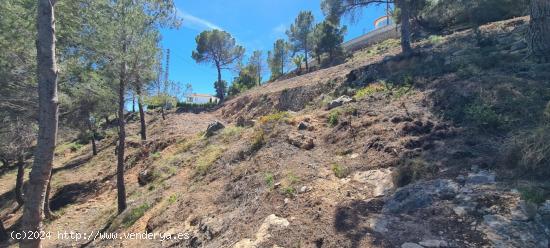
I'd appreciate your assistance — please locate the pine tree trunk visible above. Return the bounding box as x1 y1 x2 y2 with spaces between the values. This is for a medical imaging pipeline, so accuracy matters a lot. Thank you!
15 158 25 206
397 0 413 55
216 63 224 101
136 84 146 141
528 0 550 61
21 0 58 247
91 132 97 156
131 94 135 112
304 40 309 72
43 175 54 220
117 42 128 214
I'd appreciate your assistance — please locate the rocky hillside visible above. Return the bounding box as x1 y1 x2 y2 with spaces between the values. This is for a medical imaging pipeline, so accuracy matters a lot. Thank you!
1 16 549 248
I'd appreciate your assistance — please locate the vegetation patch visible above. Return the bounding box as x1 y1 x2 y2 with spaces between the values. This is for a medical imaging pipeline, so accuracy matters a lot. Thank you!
354 83 387 100
504 126 550 178
259 111 291 125
220 126 244 142
195 145 224 175
250 129 266 152
332 163 349 178
392 158 438 187
518 186 547 205
328 110 340 127
279 172 300 197
121 203 151 228
264 172 274 189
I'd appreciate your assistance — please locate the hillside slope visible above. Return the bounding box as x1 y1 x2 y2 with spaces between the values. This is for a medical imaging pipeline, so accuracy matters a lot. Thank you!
1 16 549 248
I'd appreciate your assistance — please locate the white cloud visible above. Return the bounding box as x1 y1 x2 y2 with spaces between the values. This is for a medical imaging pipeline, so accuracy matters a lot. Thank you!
176 8 222 31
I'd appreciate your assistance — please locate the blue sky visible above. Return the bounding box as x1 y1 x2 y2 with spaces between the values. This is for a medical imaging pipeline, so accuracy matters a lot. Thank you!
160 0 387 97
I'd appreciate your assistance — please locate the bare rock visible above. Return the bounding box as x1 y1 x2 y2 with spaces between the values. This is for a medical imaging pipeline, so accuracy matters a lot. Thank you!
465 170 495 185
233 214 290 248
419 239 448 247
204 121 225 137
138 169 155 186
287 132 314 150
326 95 354 110
401 243 423 248
352 168 394 197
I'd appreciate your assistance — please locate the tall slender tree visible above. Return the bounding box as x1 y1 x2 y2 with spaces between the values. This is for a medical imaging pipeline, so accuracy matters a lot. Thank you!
20 0 59 247
192 29 245 101
286 11 315 71
268 39 292 80
249 50 264 86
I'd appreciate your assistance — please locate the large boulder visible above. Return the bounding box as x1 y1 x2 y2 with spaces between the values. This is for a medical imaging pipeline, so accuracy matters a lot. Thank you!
204 121 225 137
352 168 394 197
383 179 459 214
326 95 354 110
287 132 315 150
138 169 155 186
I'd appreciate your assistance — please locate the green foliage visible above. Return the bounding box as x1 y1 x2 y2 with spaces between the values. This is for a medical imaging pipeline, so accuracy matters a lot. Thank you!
505 126 550 178
250 129 266 152
328 110 340 127
464 102 506 130
286 11 315 69
268 39 292 80
331 163 348 178
151 152 161 159
519 186 546 205
312 20 347 66
393 158 438 187
214 80 228 101
122 203 151 228
280 173 300 197
176 101 218 110
264 173 275 189
168 194 178 204
259 111 291 124
192 29 245 100
195 145 224 176
293 54 305 70
229 66 257 97
145 94 178 110
354 83 387 100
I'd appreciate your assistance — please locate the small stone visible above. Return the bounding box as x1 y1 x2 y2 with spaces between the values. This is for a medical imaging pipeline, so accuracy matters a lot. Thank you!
284 198 290 204
401 242 423 248
453 206 467 217
299 186 308 193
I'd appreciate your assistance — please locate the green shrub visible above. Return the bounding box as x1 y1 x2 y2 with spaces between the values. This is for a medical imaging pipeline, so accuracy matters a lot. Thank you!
69 143 83 152
392 158 438 187
505 126 550 177
168 194 177 204
259 111 290 124
122 203 151 228
464 102 506 130
151 152 161 159
264 173 274 189
328 110 340 127
332 163 349 178
354 83 387 100
250 129 265 152
519 186 546 205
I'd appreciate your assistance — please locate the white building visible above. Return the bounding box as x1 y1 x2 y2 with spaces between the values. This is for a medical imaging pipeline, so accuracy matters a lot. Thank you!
185 93 219 104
